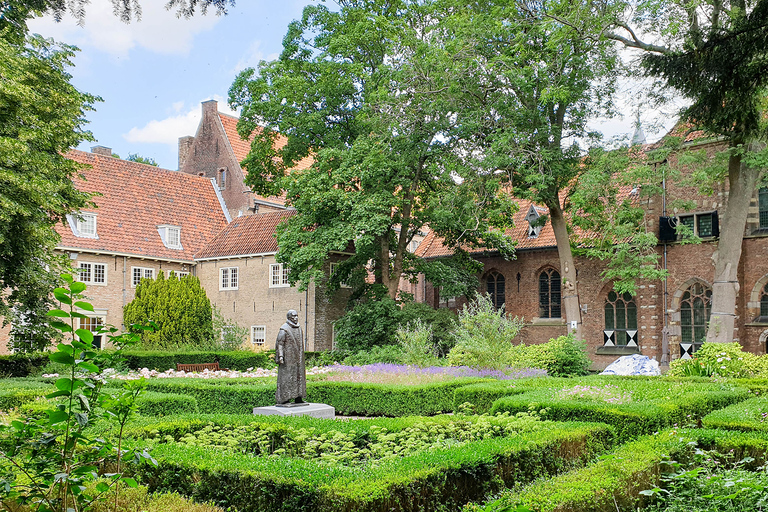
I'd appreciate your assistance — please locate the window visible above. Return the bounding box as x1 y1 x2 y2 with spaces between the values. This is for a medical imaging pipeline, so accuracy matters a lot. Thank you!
220 267 238 290
217 168 227 190
68 212 98 238
167 270 190 279
77 262 106 285
270 263 289 288
131 267 155 287
486 272 505 310
251 325 266 346
760 188 768 229
78 315 105 349
439 293 456 308
680 282 712 355
676 212 718 238
603 291 638 346
759 282 768 322
329 262 350 288
539 268 561 318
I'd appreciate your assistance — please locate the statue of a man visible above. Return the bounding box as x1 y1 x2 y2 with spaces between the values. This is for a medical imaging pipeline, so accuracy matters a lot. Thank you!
275 309 307 405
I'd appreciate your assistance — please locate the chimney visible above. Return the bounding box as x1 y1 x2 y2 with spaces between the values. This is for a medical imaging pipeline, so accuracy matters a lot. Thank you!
91 145 112 157
202 99 218 117
178 136 195 171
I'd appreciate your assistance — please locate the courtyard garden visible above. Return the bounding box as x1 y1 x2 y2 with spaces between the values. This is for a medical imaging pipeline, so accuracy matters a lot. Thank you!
3 281 768 512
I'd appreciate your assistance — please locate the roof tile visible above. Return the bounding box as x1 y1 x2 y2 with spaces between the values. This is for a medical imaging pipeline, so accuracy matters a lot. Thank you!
195 210 296 259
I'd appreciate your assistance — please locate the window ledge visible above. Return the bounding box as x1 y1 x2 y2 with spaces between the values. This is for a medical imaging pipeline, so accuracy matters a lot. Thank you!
529 318 565 326
595 346 641 356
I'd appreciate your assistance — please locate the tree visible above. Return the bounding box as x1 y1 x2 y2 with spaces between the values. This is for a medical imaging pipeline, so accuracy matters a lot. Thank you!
126 153 159 166
594 0 768 344
229 0 516 301
447 0 620 339
123 272 213 349
0 32 97 348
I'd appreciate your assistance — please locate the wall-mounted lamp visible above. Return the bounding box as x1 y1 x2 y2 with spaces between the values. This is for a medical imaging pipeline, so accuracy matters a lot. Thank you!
69 252 78 260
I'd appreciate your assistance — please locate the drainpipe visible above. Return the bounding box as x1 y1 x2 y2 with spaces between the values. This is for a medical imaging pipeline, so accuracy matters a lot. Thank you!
122 256 127 330
661 166 670 364
305 287 309 351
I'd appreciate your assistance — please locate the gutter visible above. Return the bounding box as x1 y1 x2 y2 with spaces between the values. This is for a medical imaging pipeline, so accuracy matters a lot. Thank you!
57 246 194 265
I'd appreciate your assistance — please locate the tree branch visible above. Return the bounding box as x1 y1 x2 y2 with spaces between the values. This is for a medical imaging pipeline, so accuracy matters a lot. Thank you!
604 23 673 54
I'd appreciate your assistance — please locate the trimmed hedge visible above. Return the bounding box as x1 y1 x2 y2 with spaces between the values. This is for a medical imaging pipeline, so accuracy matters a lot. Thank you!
134 419 614 512
702 395 768 432
481 428 768 512
121 350 274 371
141 378 487 416
134 391 199 416
452 378 556 414
0 353 49 377
0 380 50 410
489 377 750 437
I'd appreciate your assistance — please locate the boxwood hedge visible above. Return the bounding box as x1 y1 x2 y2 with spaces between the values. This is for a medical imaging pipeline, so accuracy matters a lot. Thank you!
702 395 768 432
121 350 274 371
489 377 750 437
133 418 614 512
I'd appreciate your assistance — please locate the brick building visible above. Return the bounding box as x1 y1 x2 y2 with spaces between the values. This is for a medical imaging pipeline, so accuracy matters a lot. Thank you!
417 135 768 368
45 147 229 350
194 211 352 351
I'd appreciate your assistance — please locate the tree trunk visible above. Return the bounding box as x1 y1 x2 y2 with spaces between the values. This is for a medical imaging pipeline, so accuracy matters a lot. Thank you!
705 144 762 344
548 199 583 340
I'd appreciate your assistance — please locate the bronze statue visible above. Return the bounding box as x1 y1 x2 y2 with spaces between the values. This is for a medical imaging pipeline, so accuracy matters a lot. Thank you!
275 309 307 405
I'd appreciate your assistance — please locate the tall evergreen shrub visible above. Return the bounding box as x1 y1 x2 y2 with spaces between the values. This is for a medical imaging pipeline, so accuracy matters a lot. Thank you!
123 273 213 349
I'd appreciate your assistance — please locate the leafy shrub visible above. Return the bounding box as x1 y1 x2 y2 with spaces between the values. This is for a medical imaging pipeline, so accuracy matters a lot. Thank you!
338 345 403 366
134 391 199 416
668 342 758 378
448 294 524 370
519 334 591 377
85 484 224 512
333 296 401 352
121 350 274 371
395 319 441 367
0 353 50 377
211 305 249 351
702 395 768 432
398 301 457 356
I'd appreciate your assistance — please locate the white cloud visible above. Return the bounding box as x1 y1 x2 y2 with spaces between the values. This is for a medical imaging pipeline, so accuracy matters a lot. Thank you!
27 2 220 58
123 95 239 146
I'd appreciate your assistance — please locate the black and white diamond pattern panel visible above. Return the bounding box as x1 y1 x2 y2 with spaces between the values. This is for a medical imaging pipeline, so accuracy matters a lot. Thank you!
603 330 615 346
680 343 694 359
626 330 638 347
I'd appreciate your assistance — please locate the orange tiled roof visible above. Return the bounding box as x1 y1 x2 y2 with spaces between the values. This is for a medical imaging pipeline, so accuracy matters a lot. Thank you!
195 210 296 259
417 187 634 259
57 150 228 262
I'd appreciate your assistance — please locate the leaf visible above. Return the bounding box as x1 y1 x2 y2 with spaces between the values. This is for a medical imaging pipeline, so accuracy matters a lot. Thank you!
47 309 70 318
74 301 94 311
121 477 139 488
48 410 69 424
46 390 69 399
49 352 74 365
53 288 72 304
49 321 73 333
70 281 87 294
75 328 94 343
74 412 89 428
77 361 99 373
77 393 91 412
55 378 74 392
95 482 110 493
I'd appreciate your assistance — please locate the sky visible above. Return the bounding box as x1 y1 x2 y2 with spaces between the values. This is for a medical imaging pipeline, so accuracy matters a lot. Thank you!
27 1 680 171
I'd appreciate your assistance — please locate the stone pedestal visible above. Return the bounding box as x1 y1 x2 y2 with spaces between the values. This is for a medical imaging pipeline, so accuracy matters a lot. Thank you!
253 403 335 419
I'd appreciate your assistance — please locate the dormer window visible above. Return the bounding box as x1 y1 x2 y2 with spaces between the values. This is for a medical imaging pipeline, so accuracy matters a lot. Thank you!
217 168 227 190
525 204 545 238
67 212 98 239
157 225 182 250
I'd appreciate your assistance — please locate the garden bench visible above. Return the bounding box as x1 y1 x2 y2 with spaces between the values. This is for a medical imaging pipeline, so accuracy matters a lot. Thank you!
175 362 222 372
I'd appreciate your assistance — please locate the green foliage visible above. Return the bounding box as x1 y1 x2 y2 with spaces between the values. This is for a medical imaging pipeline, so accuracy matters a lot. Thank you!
333 297 401 352
121 349 274 372
229 0 516 300
489 377 750 438
85 484 225 512
395 319 441 368
338 345 404 366
668 343 759 378
0 275 154 512
448 295 524 370
211 305 249 351
0 353 49 377
398 301 458 357
134 418 612 512
0 32 98 345
702 396 768 432
518 335 591 378
125 153 158 166
123 272 214 350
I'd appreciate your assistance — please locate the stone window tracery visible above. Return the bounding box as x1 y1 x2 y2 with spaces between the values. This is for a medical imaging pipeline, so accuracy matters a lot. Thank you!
603 291 638 347
486 271 505 311
680 282 711 358
538 268 561 318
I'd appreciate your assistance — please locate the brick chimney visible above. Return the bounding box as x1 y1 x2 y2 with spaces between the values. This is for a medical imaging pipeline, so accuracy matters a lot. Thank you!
91 145 112 157
202 99 218 117
178 136 195 171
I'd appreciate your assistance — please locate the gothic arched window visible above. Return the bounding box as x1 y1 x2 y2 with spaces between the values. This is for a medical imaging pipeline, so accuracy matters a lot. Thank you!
487 272 505 310
604 291 638 346
760 282 768 321
538 268 561 318
680 282 711 353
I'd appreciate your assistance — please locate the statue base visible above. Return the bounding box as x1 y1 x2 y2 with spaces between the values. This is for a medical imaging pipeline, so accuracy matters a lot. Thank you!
253 403 335 419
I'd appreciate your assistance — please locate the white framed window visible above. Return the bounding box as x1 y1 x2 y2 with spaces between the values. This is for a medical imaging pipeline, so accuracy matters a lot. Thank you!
329 262 351 288
67 212 98 239
251 325 266 346
77 313 107 349
157 225 182 250
167 270 190 279
131 267 155 287
76 262 107 285
220 267 239 290
675 212 718 238
270 263 290 288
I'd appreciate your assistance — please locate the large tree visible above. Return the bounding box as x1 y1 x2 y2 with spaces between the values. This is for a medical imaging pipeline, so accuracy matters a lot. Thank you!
591 0 768 344
446 0 620 339
229 0 516 301
0 32 97 349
